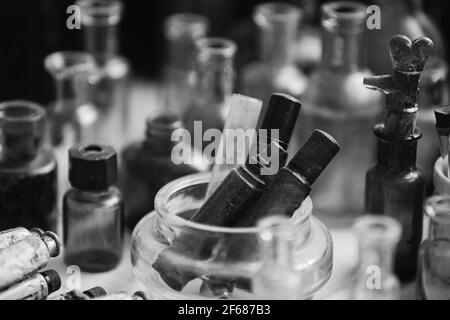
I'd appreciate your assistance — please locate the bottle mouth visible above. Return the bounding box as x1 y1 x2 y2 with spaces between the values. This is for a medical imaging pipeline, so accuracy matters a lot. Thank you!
0 101 44 123
322 1 367 33
254 2 302 25
353 215 402 245
154 173 313 235
425 195 450 225
77 0 123 25
45 51 97 80
165 13 209 40
196 37 237 61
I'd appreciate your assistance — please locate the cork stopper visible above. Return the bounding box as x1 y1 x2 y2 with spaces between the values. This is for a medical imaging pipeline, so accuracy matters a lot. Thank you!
84 286 107 298
41 270 62 294
435 105 450 130
364 35 434 138
288 130 340 185
69 143 117 191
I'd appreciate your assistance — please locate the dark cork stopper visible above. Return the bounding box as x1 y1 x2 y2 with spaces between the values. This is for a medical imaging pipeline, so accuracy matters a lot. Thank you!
69 143 117 191
41 270 62 294
260 93 302 148
84 286 107 298
364 35 434 138
288 130 340 185
435 105 450 129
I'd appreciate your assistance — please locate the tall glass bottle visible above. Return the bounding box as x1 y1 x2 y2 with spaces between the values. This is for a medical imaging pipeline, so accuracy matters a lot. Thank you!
296 2 383 226
163 13 209 116
45 51 99 214
0 101 57 231
351 215 402 300
417 196 450 300
367 0 449 190
77 0 130 151
182 37 236 149
242 2 308 111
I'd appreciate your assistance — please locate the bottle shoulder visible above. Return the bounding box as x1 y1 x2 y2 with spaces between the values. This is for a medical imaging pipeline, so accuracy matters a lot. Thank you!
64 187 123 208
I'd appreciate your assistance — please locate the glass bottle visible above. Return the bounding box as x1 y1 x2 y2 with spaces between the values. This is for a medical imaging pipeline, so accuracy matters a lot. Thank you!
252 216 304 300
368 0 449 192
120 114 208 230
182 37 237 150
417 196 450 300
45 51 100 216
293 0 322 75
351 215 402 300
77 0 130 151
63 143 123 272
163 13 209 116
295 2 383 226
0 270 61 300
0 101 58 231
241 2 308 111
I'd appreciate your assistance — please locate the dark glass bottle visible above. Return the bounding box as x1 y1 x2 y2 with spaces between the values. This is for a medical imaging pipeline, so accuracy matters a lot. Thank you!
367 0 449 190
63 143 123 272
364 35 433 282
120 114 208 230
0 101 57 231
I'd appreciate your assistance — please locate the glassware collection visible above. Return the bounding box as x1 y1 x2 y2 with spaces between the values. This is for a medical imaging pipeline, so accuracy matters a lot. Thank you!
0 0 449 301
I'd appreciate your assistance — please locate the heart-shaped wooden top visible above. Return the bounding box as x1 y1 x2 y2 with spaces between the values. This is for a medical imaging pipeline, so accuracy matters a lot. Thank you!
389 35 434 73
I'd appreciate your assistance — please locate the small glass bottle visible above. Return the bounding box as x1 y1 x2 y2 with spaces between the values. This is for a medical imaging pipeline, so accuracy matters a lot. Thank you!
417 196 450 300
77 0 130 150
0 270 61 300
295 2 383 225
0 227 43 250
183 37 237 149
45 51 100 217
0 101 58 231
351 215 402 300
120 114 208 230
163 13 209 116
63 143 123 272
252 216 304 300
242 2 308 110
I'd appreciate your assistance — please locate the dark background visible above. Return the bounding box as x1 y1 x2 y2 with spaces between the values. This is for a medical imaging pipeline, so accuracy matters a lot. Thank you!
0 0 448 105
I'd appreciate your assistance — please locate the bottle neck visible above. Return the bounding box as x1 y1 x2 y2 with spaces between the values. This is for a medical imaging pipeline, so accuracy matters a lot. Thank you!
430 219 450 240
194 38 236 107
425 197 450 241
375 125 420 170
165 13 209 70
79 0 123 66
144 115 184 156
321 2 367 73
254 3 301 67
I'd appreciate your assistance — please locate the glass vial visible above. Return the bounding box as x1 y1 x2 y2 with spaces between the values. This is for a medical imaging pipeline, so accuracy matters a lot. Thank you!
417 196 450 300
0 270 61 300
45 51 100 217
77 0 130 151
163 13 209 116
0 101 57 231
63 143 123 272
241 2 308 111
252 216 304 300
351 215 402 300
295 2 383 226
120 114 208 230
183 37 237 149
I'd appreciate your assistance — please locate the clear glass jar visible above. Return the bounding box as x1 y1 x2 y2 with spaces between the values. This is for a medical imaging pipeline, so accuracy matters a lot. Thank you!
131 173 332 300
417 196 450 300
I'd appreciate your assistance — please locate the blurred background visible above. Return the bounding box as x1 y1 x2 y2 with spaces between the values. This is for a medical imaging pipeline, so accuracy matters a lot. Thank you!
0 0 448 105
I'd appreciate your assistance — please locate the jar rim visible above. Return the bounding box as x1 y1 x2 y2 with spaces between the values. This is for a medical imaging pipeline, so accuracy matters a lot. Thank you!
154 172 313 235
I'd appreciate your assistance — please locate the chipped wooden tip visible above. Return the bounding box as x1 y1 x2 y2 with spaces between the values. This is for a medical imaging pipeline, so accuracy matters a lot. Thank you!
389 35 434 73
